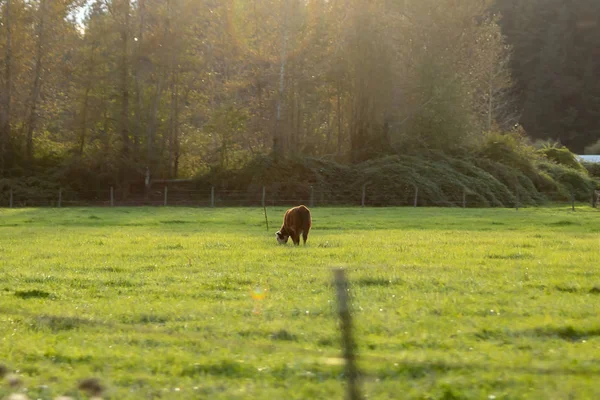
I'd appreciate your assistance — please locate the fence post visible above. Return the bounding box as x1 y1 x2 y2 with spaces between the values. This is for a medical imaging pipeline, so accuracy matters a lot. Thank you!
58 188 62 208
262 186 266 208
310 186 314 208
413 186 418 207
462 187 466 208
263 205 269 231
110 186 114 207
515 190 519 211
571 192 575 212
211 187 215 208
9 188 13 208
333 268 362 400
593 189 598 208
164 186 168 207
361 184 366 207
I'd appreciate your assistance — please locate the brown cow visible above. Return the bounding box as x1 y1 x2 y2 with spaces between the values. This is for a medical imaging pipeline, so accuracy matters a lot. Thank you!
276 205 312 246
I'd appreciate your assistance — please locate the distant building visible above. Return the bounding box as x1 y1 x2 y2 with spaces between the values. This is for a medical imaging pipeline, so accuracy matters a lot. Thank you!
578 155 600 163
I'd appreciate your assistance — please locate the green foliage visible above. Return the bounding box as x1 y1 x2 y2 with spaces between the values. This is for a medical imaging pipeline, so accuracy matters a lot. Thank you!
191 134 596 207
537 144 587 173
0 177 60 206
537 160 597 200
476 132 538 173
1 207 600 399
494 0 600 153
584 139 600 155
582 162 600 182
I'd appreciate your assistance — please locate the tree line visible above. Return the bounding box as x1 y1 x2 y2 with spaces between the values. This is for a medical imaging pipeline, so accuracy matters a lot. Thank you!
494 0 600 154
0 0 597 193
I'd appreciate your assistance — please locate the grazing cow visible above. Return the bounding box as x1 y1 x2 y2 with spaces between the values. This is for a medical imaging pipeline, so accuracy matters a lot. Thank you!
276 205 312 246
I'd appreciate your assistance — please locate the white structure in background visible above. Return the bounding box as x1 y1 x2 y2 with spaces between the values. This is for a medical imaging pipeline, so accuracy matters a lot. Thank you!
577 155 600 163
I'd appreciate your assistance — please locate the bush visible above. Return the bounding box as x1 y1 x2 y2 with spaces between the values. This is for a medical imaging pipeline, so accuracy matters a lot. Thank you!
537 160 596 200
190 136 594 207
5 131 596 207
582 162 600 182
538 144 587 173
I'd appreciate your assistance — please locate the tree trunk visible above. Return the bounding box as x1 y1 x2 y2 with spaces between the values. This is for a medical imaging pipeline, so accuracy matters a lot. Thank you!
133 0 144 154
337 87 343 155
273 0 289 160
168 68 181 178
25 0 47 162
173 71 180 178
120 0 131 177
487 66 493 131
1 0 12 172
145 76 165 189
79 87 90 156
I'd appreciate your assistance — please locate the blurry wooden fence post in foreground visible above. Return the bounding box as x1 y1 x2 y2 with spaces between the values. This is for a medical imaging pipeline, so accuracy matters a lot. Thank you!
333 268 363 400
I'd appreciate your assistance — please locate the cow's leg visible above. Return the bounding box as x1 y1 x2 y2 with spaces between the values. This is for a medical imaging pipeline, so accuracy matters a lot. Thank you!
302 231 308 245
292 233 300 246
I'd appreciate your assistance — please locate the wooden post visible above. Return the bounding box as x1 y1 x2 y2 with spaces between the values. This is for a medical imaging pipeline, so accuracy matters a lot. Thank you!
413 186 418 207
110 186 114 207
211 187 215 208
462 187 466 208
58 188 62 208
310 186 314 208
333 269 362 400
9 188 13 208
515 190 519 211
361 184 366 207
263 205 269 231
164 186 168 207
262 186 266 208
571 192 575 212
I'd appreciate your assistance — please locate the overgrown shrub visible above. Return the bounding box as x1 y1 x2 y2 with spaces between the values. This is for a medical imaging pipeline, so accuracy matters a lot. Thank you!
537 160 596 200
190 134 596 207
538 144 587 173
582 162 600 182
4 132 597 207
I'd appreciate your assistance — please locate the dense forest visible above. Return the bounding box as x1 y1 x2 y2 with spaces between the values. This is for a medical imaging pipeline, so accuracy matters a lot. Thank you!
0 0 598 204
494 0 600 153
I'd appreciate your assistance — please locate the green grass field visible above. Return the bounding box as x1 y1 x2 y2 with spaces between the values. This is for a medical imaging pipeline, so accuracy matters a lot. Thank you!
0 206 599 399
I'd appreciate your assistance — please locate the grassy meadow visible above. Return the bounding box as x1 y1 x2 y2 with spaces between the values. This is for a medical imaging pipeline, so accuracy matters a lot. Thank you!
0 206 599 399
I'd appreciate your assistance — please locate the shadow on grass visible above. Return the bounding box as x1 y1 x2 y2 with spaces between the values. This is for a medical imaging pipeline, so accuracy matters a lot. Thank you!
14 289 53 299
355 277 404 287
33 315 96 332
476 325 600 342
376 359 600 380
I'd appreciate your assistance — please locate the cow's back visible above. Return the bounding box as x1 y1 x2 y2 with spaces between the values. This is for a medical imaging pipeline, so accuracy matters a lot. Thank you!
285 205 311 232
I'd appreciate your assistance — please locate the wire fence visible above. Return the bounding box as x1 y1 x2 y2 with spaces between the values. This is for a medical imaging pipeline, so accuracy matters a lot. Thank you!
1 184 598 209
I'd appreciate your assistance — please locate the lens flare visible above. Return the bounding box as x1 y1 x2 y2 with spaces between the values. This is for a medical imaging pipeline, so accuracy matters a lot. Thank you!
251 285 268 314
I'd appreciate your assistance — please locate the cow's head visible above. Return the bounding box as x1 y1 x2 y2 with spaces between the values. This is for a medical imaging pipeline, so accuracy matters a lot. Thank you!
276 231 289 244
